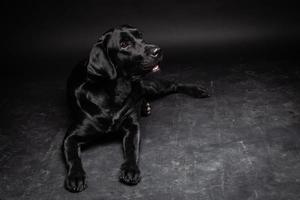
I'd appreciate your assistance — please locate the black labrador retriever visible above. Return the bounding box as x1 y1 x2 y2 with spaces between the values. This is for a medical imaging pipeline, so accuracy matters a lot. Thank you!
63 25 209 192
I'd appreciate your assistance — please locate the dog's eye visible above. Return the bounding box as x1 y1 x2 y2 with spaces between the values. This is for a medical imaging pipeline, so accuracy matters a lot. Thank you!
120 41 131 48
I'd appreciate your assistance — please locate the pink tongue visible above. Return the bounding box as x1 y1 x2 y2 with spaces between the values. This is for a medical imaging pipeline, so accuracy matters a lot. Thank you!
152 65 160 72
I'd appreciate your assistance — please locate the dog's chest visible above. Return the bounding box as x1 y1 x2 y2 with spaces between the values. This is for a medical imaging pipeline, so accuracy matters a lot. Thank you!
87 79 142 132
82 79 142 132
114 78 132 105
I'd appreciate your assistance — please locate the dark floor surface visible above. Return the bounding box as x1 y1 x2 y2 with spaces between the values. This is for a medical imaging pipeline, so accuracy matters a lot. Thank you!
0 59 300 200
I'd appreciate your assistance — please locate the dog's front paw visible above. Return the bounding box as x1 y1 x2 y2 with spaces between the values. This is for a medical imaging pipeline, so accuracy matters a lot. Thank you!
65 168 87 193
119 162 141 185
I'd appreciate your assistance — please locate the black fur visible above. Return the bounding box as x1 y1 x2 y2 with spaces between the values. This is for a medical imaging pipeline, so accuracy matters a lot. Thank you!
63 25 209 192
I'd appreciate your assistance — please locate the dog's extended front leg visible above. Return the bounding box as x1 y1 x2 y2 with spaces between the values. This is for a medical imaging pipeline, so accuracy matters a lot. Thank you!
119 114 141 185
63 124 88 193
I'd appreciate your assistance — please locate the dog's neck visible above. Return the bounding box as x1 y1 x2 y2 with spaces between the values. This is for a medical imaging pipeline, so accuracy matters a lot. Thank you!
86 74 142 103
113 77 131 103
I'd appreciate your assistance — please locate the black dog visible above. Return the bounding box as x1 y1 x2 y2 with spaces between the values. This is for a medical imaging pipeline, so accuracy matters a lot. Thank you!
63 25 209 192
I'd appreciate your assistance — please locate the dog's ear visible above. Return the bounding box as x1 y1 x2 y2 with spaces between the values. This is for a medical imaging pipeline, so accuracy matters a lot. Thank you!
87 34 117 80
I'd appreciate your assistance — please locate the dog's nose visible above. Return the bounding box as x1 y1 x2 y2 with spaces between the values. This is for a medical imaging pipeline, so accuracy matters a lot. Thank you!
151 47 161 57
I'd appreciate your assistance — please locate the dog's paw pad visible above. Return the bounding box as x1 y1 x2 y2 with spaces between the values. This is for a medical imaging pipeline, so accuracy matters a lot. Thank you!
65 170 87 193
119 163 141 185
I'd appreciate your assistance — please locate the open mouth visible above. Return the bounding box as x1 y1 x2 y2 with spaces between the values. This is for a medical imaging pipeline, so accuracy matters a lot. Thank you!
143 63 160 73
152 64 160 72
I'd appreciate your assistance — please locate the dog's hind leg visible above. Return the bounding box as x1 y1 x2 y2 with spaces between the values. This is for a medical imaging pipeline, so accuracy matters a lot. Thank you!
141 78 210 100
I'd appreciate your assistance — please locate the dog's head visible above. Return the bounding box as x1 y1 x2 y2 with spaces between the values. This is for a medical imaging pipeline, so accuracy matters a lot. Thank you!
87 25 163 80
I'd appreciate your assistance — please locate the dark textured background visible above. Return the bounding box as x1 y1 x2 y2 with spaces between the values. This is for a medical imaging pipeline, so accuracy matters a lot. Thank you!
1 1 300 200
2 0 300 79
